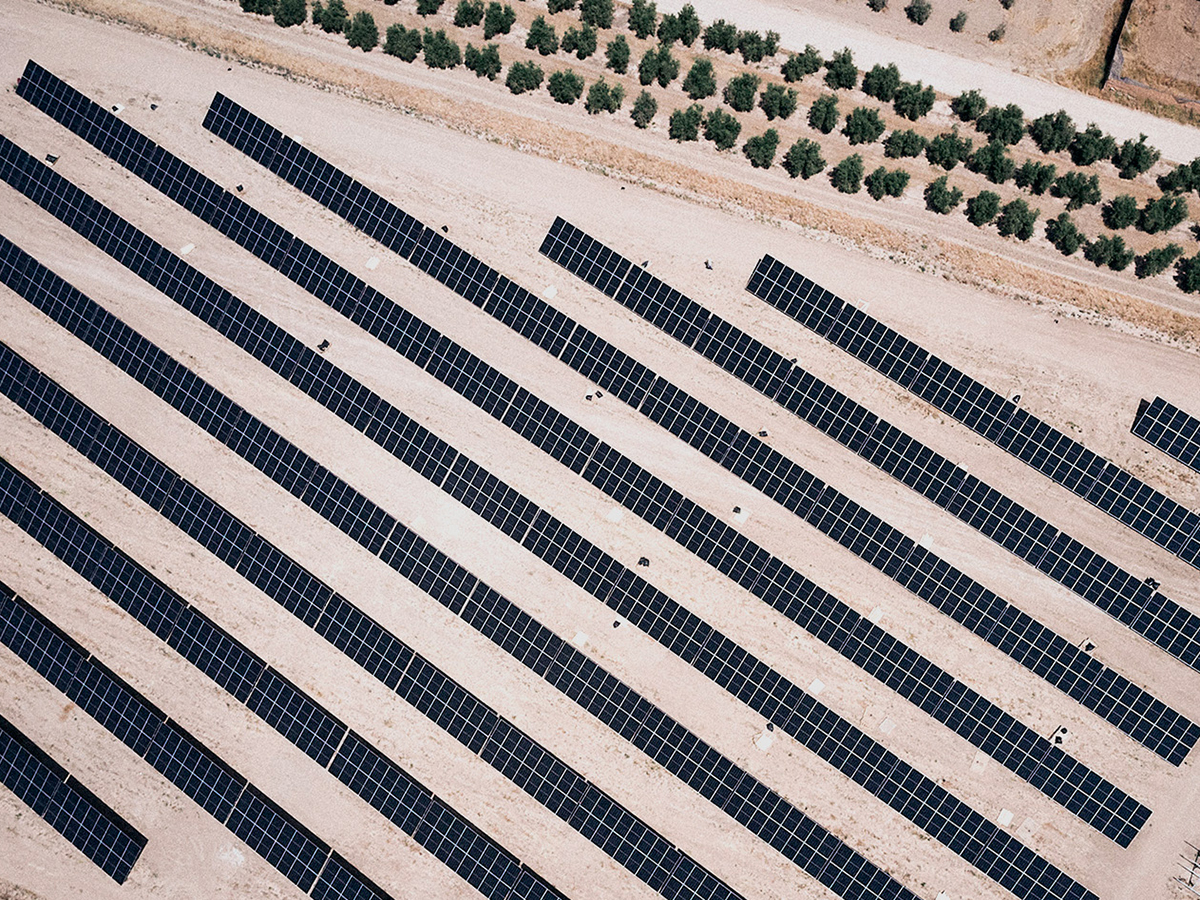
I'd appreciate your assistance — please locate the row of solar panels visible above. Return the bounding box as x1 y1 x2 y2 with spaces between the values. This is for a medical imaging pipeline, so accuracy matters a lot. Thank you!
0 128 1072 900
0 63 1108 900
0 249 935 900
744 259 1200 570
537 221 1200 680
1134 398 1200 475
537 216 1200 752
184 93 1182 825
200 84 1159 843
0 579 401 900
0 286 752 900
0 706 146 882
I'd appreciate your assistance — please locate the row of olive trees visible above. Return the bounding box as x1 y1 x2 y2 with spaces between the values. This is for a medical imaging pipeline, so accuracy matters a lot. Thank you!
232 0 1199 289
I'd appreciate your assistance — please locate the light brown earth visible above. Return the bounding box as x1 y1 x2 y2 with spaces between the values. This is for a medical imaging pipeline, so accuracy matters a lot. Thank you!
1114 0 1200 116
0 3 1199 900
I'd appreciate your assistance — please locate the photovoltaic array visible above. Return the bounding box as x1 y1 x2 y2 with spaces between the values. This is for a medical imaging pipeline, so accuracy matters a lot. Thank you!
16 66 1150 859
1133 398 1200 475
742 258 1200 572
0 582 394 900
0 152 1080 900
0 257 918 900
0 705 146 882
539 222 1200 680
533 218 1199 761
0 337 741 900
1 70 1108 900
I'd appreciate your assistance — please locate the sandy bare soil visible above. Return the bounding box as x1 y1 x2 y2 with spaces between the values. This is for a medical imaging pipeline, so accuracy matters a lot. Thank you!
1115 0 1200 108
0 3 1199 900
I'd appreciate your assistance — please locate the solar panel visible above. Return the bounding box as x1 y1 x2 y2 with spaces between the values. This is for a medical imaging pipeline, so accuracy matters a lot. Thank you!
741 256 1200 568
166 95 1180 821
0 587 402 899
2 72 1104 900
538 221 1200 681
0 464 569 900
153 100 1197 779
1133 397 1200 474
0 276 918 900
0 706 146 882
0 223 1093 900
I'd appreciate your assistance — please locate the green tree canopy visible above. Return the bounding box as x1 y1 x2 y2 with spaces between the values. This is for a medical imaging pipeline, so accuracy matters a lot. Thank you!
893 81 935 120
704 108 742 150
966 190 1000 226
781 46 822 82
682 58 717 99
925 129 972 169
1013 159 1056 194
723 72 761 112
505 60 544 94
861 63 901 102
423 28 460 67
346 11 379 51
454 0 484 27
842 106 885 145
1027 109 1074 153
580 0 614 28
830 154 864 193
1068 124 1116 166
950 88 987 121
547 69 586 104
669 103 704 141
384 24 423 61
975 102 1025 145
605 35 630 74
759 83 798 120
585 78 625 113
526 16 558 55
743 128 780 168
463 42 501 78
782 138 825 179
628 0 657 38
630 90 657 128
1045 212 1084 255
924 176 963 213
482 2 515 38
1050 171 1101 210
703 19 738 52
824 48 858 90
884 129 927 158
996 198 1039 240
808 94 839 134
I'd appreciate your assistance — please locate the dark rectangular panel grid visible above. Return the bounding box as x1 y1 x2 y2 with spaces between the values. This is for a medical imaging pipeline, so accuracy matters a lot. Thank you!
1133 398 1200 474
2 68 1104 897
743 256 1200 568
0 705 146 882
0 583 401 900
169 99 1173 844
0 254 917 900
169 96 1198 781
0 194 1093 900
0 464 567 900
543 222 1200 683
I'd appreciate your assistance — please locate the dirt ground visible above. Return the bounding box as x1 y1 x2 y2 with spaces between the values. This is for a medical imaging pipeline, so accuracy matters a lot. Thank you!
730 0 1121 81
1114 0 1200 109
1 2 1200 900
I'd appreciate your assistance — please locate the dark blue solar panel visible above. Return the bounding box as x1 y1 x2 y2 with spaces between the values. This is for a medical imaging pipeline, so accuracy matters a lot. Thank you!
0 711 146 882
